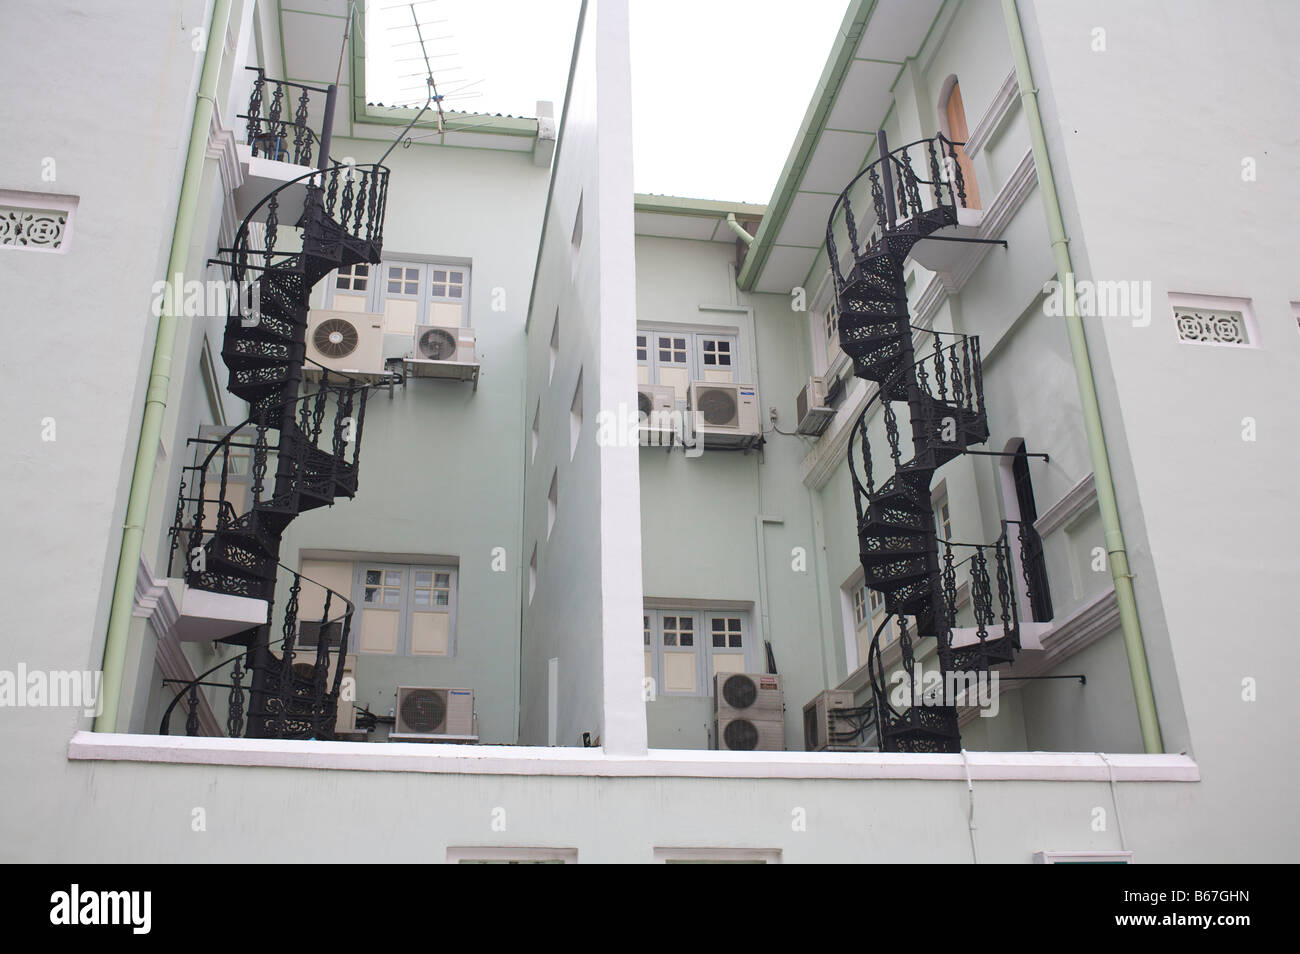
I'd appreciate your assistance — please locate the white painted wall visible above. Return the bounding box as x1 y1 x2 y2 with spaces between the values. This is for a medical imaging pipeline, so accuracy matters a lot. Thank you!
1020 0 1300 854
520 0 646 753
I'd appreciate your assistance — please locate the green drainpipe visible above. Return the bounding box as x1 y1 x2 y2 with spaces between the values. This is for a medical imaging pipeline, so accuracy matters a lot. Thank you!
95 0 234 732
1001 0 1163 753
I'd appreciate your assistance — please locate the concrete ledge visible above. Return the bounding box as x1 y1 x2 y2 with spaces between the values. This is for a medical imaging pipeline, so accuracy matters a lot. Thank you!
68 732 1199 782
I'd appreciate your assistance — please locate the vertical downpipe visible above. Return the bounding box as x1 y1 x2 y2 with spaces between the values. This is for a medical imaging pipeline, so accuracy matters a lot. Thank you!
95 0 235 732
1000 0 1162 752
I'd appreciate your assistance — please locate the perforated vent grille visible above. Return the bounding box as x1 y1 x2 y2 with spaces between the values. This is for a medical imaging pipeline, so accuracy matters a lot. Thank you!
697 387 738 427
418 327 458 360
400 689 448 733
313 318 359 358
722 674 757 709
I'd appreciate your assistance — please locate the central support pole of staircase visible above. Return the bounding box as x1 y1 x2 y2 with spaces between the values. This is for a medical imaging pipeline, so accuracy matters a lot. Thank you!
877 130 896 230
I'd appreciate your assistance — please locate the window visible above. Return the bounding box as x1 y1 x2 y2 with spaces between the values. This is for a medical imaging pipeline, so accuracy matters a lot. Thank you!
325 258 470 333
354 562 458 656
933 484 952 540
334 262 370 292
653 847 780 864
845 574 897 671
570 370 583 460
549 310 559 384
644 608 752 697
570 193 583 281
810 286 843 375
428 267 465 301
823 300 839 353
637 327 740 401
699 337 733 372
530 400 540 464
448 846 577 864
941 79 981 210
528 545 537 604
386 263 421 297
547 470 558 538
852 585 868 628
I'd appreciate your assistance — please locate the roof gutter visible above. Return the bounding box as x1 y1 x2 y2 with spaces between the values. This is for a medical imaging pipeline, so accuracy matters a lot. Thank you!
95 0 234 731
1001 0 1163 753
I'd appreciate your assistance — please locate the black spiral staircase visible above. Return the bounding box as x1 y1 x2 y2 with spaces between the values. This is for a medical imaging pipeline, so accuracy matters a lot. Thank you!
829 133 1048 752
162 75 395 740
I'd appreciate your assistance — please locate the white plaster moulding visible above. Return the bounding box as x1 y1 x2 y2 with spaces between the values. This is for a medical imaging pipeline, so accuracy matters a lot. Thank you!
132 558 223 737
1034 472 1097 537
67 731 1198 783
965 68 1019 159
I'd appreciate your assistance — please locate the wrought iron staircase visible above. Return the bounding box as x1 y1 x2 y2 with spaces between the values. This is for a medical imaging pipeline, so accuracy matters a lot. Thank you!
163 75 395 739
829 133 1047 752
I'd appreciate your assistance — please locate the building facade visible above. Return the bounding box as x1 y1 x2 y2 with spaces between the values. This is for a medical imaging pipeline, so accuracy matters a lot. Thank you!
0 0 1296 862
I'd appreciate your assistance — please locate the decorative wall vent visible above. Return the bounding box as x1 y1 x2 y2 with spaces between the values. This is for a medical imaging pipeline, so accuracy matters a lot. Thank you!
1175 308 1247 345
1169 293 1256 347
0 191 77 252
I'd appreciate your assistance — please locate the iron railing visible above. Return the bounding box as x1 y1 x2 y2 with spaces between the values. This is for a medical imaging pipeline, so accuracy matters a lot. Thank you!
241 67 331 166
826 134 970 297
159 561 355 740
167 370 389 599
846 329 985 516
218 162 390 329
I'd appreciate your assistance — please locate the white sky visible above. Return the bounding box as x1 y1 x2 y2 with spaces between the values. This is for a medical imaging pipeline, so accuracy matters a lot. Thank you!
366 0 848 205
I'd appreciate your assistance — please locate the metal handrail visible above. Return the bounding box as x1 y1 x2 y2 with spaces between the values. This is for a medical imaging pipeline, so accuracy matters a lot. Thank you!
158 560 355 737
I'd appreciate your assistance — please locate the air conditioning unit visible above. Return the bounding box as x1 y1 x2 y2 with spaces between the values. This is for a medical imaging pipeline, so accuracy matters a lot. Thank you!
803 688 869 751
714 672 784 751
390 686 478 742
638 383 677 442
412 325 475 362
305 309 385 374
688 381 761 447
796 375 836 436
406 325 479 385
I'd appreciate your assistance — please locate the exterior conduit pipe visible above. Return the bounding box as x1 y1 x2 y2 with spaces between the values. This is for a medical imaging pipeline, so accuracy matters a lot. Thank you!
95 0 234 732
725 212 755 247
1001 0 1163 753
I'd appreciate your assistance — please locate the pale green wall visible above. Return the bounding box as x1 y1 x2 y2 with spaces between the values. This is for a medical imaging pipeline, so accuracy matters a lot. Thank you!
272 135 550 743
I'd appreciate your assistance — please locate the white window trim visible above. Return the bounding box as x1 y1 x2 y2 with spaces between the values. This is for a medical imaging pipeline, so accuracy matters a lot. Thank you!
809 269 848 379
355 561 459 657
637 323 744 399
1033 850 1133 864
447 846 577 864
646 607 755 697
653 847 781 864
324 256 472 326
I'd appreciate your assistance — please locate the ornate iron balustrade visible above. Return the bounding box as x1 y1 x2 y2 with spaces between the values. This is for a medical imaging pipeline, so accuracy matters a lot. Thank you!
240 67 331 166
1003 517 1054 623
826 133 970 299
846 329 985 514
864 528 1021 751
168 371 385 599
217 163 390 327
159 562 355 740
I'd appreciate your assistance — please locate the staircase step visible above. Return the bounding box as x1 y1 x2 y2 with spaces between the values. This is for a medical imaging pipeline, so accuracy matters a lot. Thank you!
881 704 960 753
944 632 1019 673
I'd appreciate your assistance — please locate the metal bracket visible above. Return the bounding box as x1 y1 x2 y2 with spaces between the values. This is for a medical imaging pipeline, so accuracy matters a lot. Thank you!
918 235 1008 248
